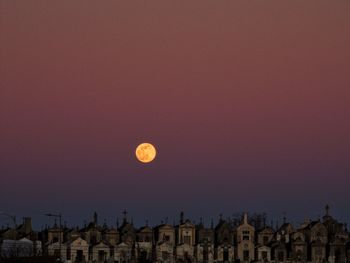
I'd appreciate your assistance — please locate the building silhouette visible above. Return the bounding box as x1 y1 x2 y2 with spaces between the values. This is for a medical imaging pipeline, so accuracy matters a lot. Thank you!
1 205 349 263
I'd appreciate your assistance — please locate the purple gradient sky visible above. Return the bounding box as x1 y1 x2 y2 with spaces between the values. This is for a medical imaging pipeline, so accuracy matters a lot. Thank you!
1 1 350 228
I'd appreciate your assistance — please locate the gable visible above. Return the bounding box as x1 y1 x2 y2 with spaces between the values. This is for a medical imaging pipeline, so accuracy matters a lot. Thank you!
71 237 88 246
94 242 109 249
116 242 130 248
311 223 327 236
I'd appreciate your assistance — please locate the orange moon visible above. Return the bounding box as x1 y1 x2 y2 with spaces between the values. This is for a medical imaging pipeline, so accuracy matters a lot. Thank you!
135 143 157 163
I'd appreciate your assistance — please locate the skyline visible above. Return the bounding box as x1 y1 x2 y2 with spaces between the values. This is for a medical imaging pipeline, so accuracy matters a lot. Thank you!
1 0 350 229
2 206 348 263
0 206 348 231
0 205 346 233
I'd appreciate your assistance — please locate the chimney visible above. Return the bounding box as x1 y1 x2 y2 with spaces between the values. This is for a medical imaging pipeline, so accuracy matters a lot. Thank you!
23 217 32 235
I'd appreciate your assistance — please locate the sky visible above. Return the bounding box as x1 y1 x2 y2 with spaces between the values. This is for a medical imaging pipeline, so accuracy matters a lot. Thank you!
1 0 350 229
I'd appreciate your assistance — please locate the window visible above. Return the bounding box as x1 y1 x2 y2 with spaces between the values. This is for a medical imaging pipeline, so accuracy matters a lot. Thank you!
262 251 268 260
164 235 170 241
263 236 269 245
243 230 250 241
184 235 191 245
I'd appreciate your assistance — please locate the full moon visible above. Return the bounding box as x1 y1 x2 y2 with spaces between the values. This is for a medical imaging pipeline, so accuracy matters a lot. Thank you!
135 143 157 163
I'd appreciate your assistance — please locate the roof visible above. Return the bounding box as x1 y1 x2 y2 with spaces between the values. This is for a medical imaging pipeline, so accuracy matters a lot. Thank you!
155 223 175 230
330 236 347 245
173 219 195 228
138 226 152 233
311 238 327 245
256 244 272 249
119 222 136 234
93 240 111 248
0 228 12 235
215 219 230 231
105 227 119 234
67 236 89 246
298 220 320 231
277 223 294 233
258 226 274 234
